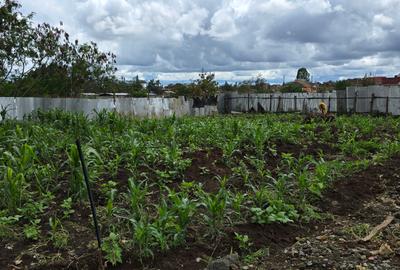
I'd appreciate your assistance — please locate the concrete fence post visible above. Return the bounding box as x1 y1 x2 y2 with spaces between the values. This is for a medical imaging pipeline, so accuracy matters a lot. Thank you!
277 96 282 112
269 94 273 112
370 94 375 114
328 96 331 113
353 92 358 114
386 96 390 114
247 92 250 112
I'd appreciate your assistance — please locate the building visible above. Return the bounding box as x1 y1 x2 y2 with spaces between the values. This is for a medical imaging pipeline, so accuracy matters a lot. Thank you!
80 93 130 98
372 75 400 86
293 79 317 93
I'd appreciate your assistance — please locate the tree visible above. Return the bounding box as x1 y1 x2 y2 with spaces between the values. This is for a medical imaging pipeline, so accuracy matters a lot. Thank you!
192 72 218 97
254 75 269 93
167 83 190 97
237 80 252 93
146 79 163 95
0 0 35 84
280 82 302 93
129 75 147 97
219 81 234 92
0 0 117 97
334 80 350 90
296 67 310 82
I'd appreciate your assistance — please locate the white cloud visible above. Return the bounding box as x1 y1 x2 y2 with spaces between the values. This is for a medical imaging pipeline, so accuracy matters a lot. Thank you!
18 0 400 82
208 8 238 39
373 14 394 28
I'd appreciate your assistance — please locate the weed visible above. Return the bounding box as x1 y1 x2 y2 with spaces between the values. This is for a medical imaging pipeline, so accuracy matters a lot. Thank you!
49 217 69 248
234 232 253 251
23 219 41 240
61 198 75 219
102 231 123 266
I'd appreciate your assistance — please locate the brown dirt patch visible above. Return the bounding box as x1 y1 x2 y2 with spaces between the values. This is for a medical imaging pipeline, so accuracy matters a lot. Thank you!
183 149 231 192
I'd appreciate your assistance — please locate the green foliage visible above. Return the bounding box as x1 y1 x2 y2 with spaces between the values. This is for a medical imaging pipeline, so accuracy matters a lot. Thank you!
49 217 69 248
0 214 21 238
127 179 148 219
198 187 228 237
129 75 146 97
131 216 156 260
23 219 41 240
335 80 351 90
146 79 163 95
0 110 399 266
243 248 269 265
250 200 299 224
168 191 194 228
234 232 253 251
102 181 118 218
296 67 310 81
342 223 371 239
280 82 303 93
66 144 86 200
61 198 75 219
1 167 26 213
102 231 123 266
192 72 218 97
0 0 116 96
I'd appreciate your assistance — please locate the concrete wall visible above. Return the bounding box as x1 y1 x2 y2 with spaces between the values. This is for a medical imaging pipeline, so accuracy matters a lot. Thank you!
3 86 398 120
336 90 347 113
0 96 218 120
346 86 400 115
223 92 337 113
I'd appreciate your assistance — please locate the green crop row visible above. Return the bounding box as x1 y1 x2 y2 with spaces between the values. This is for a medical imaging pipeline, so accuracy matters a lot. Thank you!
0 110 399 267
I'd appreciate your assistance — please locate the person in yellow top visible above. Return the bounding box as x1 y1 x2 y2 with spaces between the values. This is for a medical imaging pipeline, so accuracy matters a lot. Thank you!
319 101 328 115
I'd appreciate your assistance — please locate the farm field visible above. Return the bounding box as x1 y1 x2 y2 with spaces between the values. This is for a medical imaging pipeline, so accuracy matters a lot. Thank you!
1 111 400 269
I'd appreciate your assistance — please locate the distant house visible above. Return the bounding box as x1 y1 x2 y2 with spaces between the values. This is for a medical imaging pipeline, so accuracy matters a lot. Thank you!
372 74 400 86
80 93 130 98
293 79 317 93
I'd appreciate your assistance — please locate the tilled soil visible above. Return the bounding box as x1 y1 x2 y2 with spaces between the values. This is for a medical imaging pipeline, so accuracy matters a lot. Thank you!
262 155 400 270
114 156 400 270
3 153 400 270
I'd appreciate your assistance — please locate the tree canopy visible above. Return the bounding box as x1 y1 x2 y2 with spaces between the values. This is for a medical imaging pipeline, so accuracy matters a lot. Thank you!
296 67 310 82
0 0 116 97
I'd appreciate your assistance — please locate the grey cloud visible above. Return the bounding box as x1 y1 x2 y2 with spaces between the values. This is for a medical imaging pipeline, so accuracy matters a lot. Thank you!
19 0 400 81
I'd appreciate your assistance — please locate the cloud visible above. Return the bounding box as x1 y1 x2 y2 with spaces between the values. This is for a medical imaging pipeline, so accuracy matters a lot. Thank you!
19 0 400 82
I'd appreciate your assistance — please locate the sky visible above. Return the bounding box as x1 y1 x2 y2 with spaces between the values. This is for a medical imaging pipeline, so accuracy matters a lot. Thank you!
19 0 400 84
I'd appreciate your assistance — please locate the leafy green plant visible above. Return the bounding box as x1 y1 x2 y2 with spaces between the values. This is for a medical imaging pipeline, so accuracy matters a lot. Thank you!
234 232 253 251
66 144 86 200
131 216 156 260
102 181 118 218
1 167 26 213
243 248 269 265
23 219 41 240
168 190 196 231
232 161 251 185
49 217 69 248
250 198 299 224
198 187 228 237
0 214 21 238
102 231 123 266
61 198 75 219
127 179 148 220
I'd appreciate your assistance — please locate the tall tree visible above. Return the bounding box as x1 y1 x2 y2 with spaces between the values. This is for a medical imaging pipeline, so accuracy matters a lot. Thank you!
296 67 310 82
146 79 163 95
0 0 117 97
0 0 35 83
192 72 218 97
